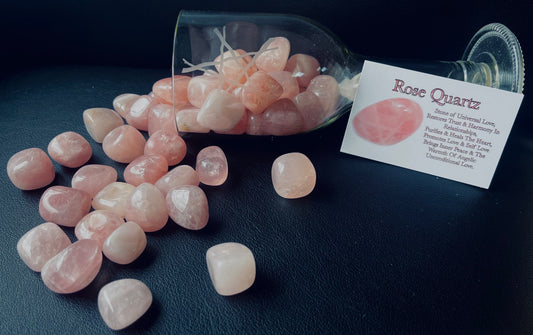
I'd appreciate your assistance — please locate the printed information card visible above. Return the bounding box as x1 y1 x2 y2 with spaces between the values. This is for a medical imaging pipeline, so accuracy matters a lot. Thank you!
341 61 524 188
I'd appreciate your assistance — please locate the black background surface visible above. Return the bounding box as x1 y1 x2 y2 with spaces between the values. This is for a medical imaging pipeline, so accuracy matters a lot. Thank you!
1 0 533 334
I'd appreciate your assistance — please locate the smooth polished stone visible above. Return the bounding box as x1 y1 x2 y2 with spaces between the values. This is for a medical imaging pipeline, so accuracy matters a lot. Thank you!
155 165 200 197
71 164 118 198
241 71 283 114
206 242 256 296
152 76 191 106
83 108 124 143
352 98 423 145
294 91 326 131
126 95 158 131
187 73 229 108
75 210 124 248
113 93 140 118
196 146 228 186
214 49 257 85
39 186 92 227
103 221 147 264
175 108 210 133
102 125 146 163
246 98 304 136
92 182 136 218
307 75 340 118
214 112 248 135
271 152 316 199
7 148 55 190
17 222 71 272
148 103 176 136
254 37 290 73
98 279 152 330
125 183 168 232
41 239 102 294
269 71 299 99
284 53 320 87
197 89 246 131
47 131 92 168
124 154 168 186
144 130 187 166
166 185 209 230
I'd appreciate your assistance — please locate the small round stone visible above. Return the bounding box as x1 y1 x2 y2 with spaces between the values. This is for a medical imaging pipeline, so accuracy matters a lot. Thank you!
155 165 200 197
75 210 125 248
92 182 136 218
271 152 316 199
103 222 147 264
47 131 92 168
7 148 55 190
166 185 209 230
144 130 187 166
83 108 124 143
102 125 146 163
126 95 158 131
125 183 168 232
196 146 228 186
71 164 118 198
113 93 140 118
124 154 168 186
254 37 290 73
39 186 92 227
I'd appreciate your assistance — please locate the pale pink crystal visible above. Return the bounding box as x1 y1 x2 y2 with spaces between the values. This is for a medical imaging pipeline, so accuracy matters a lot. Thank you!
187 73 229 108
196 146 228 186
214 49 257 85
41 239 102 294
83 108 124 143
47 131 92 168
98 279 152 330
284 53 320 87
17 222 71 272
147 104 176 136
206 242 256 296
254 37 290 73
197 89 245 131
7 148 55 190
124 154 168 186
39 186 92 227
92 182 136 218
113 93 140 118
271 152 316 199
103 221 147 265
240 71 283 114
75 210 124 248
102 125 146 163
166 185 209 230
144 130 187 166
155 165 200 197
214 112 248 135
152 76 191 107
268 71 299 99
246 98 304 136
71 164 118 198
352 98 423 145
306 75 340 118
294 91 327 131
175 108 210 133
126 95 158 131
125 183 168 232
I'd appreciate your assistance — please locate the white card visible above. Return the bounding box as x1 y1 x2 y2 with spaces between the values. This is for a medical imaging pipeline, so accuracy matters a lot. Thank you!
340 61 524 188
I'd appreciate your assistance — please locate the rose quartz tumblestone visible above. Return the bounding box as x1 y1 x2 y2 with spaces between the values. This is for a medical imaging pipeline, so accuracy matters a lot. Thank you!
215 49 257 84
175 108 210 133
269 71 300 99
352 98 423 145
166 185 209 230
148 104 176 136
206 242 256 296
41 239 102 294
152 76 191 107
294 91 327 131
17 222 71 272
75 210 125 248
102 125 146 163
155 165 200 197
126 95 159 132
103 222 147 265
307 75 340 119
98 279 152 330
187 73 229 108
197 89 246 131
71 164 118 198
125 183 168 232
272 152 316 199
284 53 320 87
113 93 140 118
7 148 55 190
83 108 124 143
196 146 228 186
93 182 136 218
254 37 290 73
47 131 92 168
241 71 283 114
247 98 304 136
39 186 92 227
214 112 248 135
124 154 168 186
145 130 187 166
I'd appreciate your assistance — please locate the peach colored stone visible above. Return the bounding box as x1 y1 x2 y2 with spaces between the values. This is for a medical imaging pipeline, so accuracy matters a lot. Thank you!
214 49 257 85
98 279 152 330
241 71 283 114
47 131 92 168
206 242 256 296
254 37 290 73
272 152 316 199
148 104 176 136
214 112 248 135
196 146 228 186
41 239 102 294
246 98 304 136
187 73 229 108
166 185 209 230
39 186 92 227
17 222 71 272
71 164 118 198
352 98 423 145
306 75 340 118
294 91 327 131
197 89 246 131
284 53 320 87
7 148 55 190
152 76 191 107
83 108 124 143
155 165 200 197
102 125 146 163
92 182 136 218
126 95 158 131
103 221 147 264
175 108 210 133
113 93 140 118
125 183 168 232
144 130 187 166
269 71 299 99
75 210 124 249
124 154 168 186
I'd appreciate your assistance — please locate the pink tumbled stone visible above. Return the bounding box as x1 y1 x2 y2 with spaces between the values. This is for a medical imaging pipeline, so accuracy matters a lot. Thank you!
125 183 168 232
113 93 140 118
7 148 55 190
241 71 283 114
254 37 290 73
75 210 124 249
47 131 92 168
272 152 316 199
144 130 187 166
166 185 209 230
152 76 190 107
214 49 257 84
197 89 246 131
39 186 92 227
17 222 71 272
83 108 124 143
196 146 228 186
124 154 168 186
187 73 229 108
41 239 102 294
246 98 304 136
307 75 340 118
148 104 176 136
294 91 327 131
102 125 146 163
284 53 320 87
126 95 158 131
92 182 136 218
175 108 210 133
352 98 423 145
269 71 299 99
155 165 200 197
214 112 248 135
71 164 118 198
103 222 147 264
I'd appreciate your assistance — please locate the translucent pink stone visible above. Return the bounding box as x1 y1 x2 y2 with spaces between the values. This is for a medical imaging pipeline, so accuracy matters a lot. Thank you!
17 222 71 272
152 76 191 107
272 152 316 199
124 154 168 186
214 112 248 135
92 182 136 218
71 164 118 198
47 131 92 168
197 89 245 131
7 148 55 190
41 239 102 294
75 210 124 248
284 53 320 87
214 49 257 84
206 242 256 296
148 104 176 136
113 93 140 118
187 73 229 108
240 71 283 114
39 186 92 227
196 146 228 186
83 108 124 143
246 98 304 136
103 222 147 264
166 185 209 230
254 37 290 73
155 165 200 197
352 98 423 145
102 125 146 163
126 95 158 131
144 130 187 166
306 75 340 118
294 91 327 131
125 183 168 232
268 71 299 99
98 279 152 330
175 108 210 133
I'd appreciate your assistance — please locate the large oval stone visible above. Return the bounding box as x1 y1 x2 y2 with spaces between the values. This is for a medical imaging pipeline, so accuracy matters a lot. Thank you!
166 185 209 230
125 183 168 232
75 210 124 248
254 37 290 73
271 152 316 199
39 186 92 227
144 130 187 166
71 164 118 198
7 148 55 190
102 125 146 163
103 221 147 264
47 131 92 168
